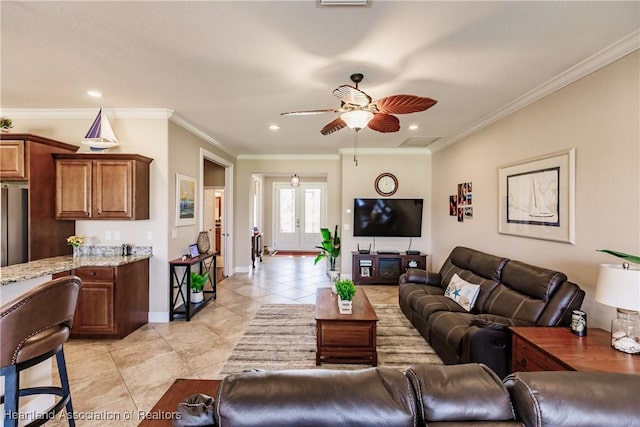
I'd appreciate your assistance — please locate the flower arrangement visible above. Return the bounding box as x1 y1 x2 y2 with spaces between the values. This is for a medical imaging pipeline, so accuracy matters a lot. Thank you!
66 235 85 248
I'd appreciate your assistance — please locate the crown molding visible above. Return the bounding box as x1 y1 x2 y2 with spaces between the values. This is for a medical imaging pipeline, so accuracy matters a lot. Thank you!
429 30 640 153
0 108 174 119
338 147 431 155
238 153 340 160
168 112 236 158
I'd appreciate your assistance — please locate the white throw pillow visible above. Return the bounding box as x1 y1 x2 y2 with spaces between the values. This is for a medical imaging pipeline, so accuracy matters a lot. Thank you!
444 273 480 312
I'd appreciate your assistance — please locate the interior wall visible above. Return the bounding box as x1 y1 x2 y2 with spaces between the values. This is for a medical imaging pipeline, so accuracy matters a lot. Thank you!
204 159 225 186
235 156 341 272
10 113 171 320
340 150 432 277
431 50 640 329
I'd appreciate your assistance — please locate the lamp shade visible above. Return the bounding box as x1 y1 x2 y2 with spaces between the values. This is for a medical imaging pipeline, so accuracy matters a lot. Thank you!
595 263 640 311
341 110 373 130
290 174 300 187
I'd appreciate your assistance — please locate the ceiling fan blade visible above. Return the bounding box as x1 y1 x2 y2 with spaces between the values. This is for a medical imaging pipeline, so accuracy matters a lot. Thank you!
373 95 437 114
320 117 346 135
281 108 341 116
332 85 372 107
368 113 400 133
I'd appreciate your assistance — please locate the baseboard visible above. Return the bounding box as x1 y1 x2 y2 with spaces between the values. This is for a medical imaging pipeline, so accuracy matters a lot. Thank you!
149 311 169 323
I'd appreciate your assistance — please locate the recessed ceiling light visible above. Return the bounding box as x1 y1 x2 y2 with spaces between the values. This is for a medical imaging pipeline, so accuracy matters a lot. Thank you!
269 124 280 131
87 90 103 98
409 124 419 130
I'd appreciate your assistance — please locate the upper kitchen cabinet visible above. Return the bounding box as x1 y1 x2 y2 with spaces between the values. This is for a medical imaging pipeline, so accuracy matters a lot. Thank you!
1 134 79 263
54 153 153 220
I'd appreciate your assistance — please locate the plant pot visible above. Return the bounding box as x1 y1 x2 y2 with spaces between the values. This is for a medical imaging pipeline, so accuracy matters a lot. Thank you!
191 290 204 303
338 297 352 314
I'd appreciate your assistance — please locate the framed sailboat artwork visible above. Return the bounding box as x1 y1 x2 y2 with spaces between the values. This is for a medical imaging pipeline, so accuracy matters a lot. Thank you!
81 108 119 151
498 148 575 244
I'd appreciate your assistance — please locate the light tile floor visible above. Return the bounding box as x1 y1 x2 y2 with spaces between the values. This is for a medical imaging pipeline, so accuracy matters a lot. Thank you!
46 254 399 426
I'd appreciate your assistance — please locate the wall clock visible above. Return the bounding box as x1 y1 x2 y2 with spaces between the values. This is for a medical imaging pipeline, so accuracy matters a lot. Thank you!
375 173 398 196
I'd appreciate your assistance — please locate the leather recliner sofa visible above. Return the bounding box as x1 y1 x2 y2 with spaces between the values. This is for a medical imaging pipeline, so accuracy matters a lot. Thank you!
399 246 585 378
211 363 640 427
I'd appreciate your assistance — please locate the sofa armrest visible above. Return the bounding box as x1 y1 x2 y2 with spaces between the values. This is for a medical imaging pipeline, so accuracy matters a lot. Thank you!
505 371 640 427
461 324 512 379
399 268 441 287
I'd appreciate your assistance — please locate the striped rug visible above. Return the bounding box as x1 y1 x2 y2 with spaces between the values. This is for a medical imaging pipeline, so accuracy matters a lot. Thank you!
220 303 442 375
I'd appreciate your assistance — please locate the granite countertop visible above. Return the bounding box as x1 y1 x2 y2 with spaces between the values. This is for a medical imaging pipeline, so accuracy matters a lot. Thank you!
1 254 152 285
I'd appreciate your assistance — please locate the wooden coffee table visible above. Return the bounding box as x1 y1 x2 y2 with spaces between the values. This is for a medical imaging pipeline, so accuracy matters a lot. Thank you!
315 287 378 366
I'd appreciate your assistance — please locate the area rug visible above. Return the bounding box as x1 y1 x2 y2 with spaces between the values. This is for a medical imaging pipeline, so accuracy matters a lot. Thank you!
220 303 442 375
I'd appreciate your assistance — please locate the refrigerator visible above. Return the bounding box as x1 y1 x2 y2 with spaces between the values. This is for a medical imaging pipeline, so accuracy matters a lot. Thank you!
1 184 29 267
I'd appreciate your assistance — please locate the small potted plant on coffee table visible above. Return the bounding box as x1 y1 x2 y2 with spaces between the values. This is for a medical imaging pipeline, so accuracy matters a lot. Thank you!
190 271 209 303
335 278 356 314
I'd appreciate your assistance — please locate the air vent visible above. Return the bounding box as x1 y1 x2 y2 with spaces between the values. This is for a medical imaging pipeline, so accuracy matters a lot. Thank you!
319 0 368 5
399 136 441 147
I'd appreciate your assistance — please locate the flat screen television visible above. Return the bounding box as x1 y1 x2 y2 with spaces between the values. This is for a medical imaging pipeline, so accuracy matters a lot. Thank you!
353 198 424 237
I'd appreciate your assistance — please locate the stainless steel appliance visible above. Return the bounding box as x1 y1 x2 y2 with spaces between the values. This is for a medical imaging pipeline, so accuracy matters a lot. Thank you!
1 184 29 266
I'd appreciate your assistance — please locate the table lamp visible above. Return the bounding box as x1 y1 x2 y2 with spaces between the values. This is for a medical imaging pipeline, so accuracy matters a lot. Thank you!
594 263 640 354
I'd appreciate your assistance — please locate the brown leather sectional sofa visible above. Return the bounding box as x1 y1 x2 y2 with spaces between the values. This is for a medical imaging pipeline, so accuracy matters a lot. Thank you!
212 363 640 427
399 246 585 378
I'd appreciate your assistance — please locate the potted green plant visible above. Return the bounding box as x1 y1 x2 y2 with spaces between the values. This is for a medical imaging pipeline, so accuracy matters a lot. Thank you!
0 117 13 133
190 271 209 303
314 225 341 272
335 278 356 314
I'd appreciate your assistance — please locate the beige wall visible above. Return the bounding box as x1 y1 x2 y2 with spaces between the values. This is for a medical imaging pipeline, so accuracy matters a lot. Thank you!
235 156 341 271
431 51 640 329
204 159 225 187
340 151 432 275
11 113 171 319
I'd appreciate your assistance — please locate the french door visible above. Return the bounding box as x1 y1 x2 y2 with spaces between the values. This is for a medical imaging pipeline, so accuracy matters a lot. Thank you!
273 183 326 251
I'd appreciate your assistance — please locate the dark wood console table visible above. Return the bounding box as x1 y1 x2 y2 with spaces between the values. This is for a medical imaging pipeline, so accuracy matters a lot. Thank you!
169 252 217 321
352 251 427 285
510 326 640 374
251 233 263 267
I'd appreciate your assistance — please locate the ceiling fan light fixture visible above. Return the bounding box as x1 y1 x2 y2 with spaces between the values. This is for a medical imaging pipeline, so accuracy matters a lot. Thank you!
341 110 373 130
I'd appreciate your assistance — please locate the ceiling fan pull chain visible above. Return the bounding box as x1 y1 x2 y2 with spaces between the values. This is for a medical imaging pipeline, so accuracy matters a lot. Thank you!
353 131 358 166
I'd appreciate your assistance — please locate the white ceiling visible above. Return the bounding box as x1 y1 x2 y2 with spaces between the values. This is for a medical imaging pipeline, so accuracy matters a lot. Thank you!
2 1 638 156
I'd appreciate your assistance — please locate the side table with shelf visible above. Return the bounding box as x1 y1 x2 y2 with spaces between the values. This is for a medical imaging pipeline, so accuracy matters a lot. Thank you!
510 326 640 374
169 252 217 321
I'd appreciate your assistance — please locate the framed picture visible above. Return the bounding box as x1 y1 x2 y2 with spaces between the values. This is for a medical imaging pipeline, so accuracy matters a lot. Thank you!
498 148 575 244
176 173 197 226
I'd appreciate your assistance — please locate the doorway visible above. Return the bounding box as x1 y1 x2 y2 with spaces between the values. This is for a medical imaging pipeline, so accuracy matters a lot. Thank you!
273 182 326 251
200 148 233 277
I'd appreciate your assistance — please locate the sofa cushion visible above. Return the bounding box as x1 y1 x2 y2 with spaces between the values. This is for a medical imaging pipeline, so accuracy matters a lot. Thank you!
406 363 516 424
505 371 640 427
440 247 509 284
426 311 476 361
482 284 547 324
444 273 480 311
216 368 417 427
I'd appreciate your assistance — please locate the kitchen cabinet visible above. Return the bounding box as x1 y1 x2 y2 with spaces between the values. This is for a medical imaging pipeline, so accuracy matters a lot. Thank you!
70 258 150 339
0 134 79 263
54 153 153 220
0 140 26 179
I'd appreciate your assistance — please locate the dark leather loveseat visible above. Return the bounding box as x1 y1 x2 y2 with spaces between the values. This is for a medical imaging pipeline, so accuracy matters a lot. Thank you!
208 363 640 427
399 246 585 378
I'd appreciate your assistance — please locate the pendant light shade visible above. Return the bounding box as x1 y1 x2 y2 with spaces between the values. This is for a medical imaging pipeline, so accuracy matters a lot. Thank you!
341 110 373 130
291 174 300 187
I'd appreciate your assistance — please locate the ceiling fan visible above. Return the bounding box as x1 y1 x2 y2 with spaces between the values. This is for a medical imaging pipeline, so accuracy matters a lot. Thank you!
281 73 437 135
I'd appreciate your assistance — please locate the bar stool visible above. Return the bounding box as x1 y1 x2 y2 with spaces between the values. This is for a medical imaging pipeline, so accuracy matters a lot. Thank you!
1 275 81 427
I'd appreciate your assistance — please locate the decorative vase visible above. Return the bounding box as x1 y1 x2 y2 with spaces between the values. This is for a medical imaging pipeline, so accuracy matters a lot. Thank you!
328 270 340 294
191 290 204 303
197 231 210 254
72 246 80 258
338 297 352 314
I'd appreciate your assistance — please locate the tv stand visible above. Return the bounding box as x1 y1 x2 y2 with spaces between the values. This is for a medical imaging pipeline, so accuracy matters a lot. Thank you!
352 251 427 286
